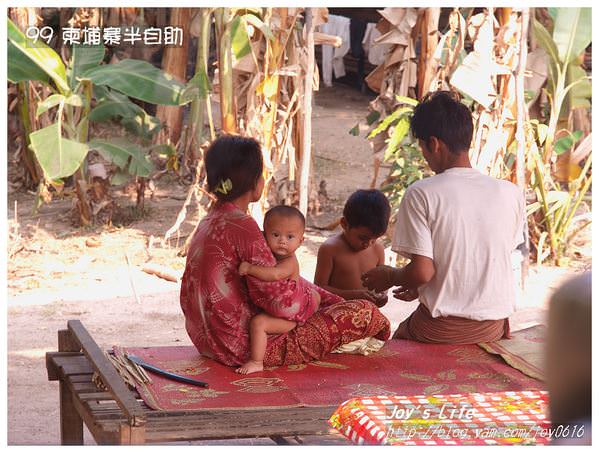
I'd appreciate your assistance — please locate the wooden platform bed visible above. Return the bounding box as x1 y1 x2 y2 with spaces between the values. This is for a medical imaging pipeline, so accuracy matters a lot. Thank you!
46 320 348 445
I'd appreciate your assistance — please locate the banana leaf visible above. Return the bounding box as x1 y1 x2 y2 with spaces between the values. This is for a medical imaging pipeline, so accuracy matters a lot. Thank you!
89 88 143 121
29 123 89 179
242 13 274 41
532 19 560 86
384 117 410 161
82 59 187 106
180 68 211 104
69 43 105 90
36 93 84 118
565 65 592 112
7 18 69 94
7 41 49 84
89 139 154 177
368 107 412 139
552 8 591 64
231 15 251 59
121 113 162 141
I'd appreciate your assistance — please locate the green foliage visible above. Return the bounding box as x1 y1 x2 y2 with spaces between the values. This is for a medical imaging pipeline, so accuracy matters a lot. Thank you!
7 41 49 84
90 87 162 141
69 43 105 90
529 8 592 263
527 140 592 264
90 139 154 179
7 17 185 191
533 8 591 133
381 141 429 217
359 96 429 216
181 68 211 104
29 123 89 180
7 18 69 93
553 131 582 155
231 16 251 59
82 59 188 106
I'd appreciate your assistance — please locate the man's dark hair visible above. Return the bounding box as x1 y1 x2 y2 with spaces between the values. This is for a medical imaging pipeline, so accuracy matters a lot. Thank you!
205 135 263 201
343 189 390 236
264 205 306 229
410 91 473 154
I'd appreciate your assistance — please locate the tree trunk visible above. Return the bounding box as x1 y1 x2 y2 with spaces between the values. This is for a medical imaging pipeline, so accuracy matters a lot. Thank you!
214 8 237 134
156 8 192 147
515 8 531 286
417 8 440 99
9 8 42 187
299 8 315 217
189 9 211 152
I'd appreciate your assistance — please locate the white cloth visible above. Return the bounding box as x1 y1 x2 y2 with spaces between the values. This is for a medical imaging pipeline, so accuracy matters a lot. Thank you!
392 167 525 321
332 337 385 355
362 23 390 66
319 14 350 87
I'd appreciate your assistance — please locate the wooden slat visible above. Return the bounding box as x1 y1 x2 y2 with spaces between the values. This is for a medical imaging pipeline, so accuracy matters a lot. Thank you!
71 394 120 444
70 374 96 384
73 382 106 393
66 320 146 428
46 351 81 380
53 355 94 375
79 392 117 401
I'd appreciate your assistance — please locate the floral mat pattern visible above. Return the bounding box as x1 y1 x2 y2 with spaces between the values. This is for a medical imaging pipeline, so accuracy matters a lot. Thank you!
113 339 545 411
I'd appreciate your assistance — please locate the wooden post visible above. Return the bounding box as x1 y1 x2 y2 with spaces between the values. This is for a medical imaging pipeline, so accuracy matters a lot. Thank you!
58 329 84 445
299 7 315 217
515 8 530 285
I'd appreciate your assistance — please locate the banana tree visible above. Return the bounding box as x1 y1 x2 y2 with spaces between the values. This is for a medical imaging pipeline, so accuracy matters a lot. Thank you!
526 7 592 263
533 7 591 164
8 17 189 224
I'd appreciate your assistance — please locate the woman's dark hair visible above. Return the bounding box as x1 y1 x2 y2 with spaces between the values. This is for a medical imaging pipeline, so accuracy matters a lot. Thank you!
205 135 263 201
343 189 391 236
410 91 473 154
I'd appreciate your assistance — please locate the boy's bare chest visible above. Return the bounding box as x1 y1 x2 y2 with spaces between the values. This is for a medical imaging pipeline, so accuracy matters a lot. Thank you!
332 248 379 276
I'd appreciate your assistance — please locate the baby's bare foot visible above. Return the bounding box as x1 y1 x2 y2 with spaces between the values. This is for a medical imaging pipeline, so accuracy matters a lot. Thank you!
235 359 264 374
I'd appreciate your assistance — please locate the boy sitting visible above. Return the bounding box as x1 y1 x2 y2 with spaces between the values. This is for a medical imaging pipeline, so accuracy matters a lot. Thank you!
314 189 391 307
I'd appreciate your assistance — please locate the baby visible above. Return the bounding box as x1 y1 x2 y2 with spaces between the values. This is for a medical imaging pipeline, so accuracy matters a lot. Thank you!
314 189 391 307
238 205 320 374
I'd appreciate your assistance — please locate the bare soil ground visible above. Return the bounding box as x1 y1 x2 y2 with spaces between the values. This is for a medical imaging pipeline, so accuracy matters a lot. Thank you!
6 84 590 445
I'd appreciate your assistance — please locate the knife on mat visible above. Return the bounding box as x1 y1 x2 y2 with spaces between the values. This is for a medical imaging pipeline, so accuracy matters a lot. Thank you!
127 354 209 388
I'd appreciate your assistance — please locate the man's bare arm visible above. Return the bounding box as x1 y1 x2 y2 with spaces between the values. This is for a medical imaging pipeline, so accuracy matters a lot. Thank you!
361 254 435 293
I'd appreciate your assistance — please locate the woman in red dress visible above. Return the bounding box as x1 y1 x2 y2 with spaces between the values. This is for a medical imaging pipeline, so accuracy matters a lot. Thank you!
180 135 390 367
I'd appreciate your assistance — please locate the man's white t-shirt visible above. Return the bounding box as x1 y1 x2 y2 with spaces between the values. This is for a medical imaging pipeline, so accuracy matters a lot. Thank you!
392 167 525 321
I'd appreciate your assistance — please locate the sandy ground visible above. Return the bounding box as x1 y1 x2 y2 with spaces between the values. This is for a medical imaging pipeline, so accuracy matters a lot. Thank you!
6 84 589 445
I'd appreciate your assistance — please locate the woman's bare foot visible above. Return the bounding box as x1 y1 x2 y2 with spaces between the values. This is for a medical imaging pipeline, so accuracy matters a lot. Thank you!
236 359 264 374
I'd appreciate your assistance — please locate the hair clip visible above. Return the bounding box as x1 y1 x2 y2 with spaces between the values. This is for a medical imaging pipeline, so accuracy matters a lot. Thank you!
215 178 233 195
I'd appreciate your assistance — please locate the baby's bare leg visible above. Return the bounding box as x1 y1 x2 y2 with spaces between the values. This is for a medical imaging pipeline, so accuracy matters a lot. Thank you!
236 313 297 374
311 288 321 308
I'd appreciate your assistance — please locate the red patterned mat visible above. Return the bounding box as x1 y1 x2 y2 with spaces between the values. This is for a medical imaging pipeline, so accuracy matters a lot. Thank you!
113 340 545 411
329 391 551 445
